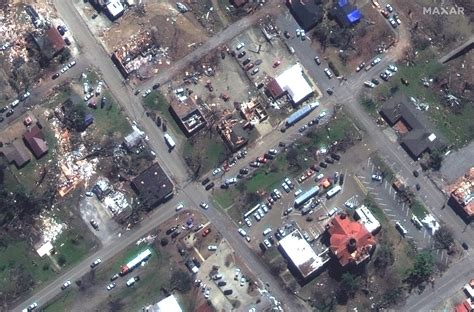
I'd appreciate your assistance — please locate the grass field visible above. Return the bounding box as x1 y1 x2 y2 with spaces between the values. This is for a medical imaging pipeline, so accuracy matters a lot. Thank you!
371 153 396 183
0 234 53 295
374 49 473 148
43 288 78 312
143 91 181 135
89 90 132 137
183 133 228 175
53 229 96 269
410 200 429 219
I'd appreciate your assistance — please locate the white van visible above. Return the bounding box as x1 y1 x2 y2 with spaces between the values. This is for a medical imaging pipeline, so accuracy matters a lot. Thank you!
126 277 136 287
327 207 339 217
288 46 295 54
294 189 303 197
263 228 272 236
395 221 408 236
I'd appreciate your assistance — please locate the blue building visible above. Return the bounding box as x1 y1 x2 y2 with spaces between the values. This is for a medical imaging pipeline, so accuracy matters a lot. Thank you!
330 0 362 28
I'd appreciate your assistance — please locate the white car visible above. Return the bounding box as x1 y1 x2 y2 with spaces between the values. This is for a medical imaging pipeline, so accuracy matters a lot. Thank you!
324 68 333 78
60 66 69 73
212 168 222 176
176 203 184 211
142 89 152 97
27 302 38 311
389 18 397 28
61 280 71 290
300 30 306 40
234 268 241 280
68 60 76 68
95 81 103 95
236 42 245 50
371 174 382 181
10 99 20 108
106 282 116 291
83 93 93 101
388 64 398 72
200 202 209 210
240 276 246 286
386 3 393 12
263 239 272 248
371 57 382 66
295 28 301 37
394 14 401 25
327 207 339 217
238 228 247 237
364 81 376 88
294 189 302 197
253 213 261 221
91 258 102 268
208 245 218 251
282 182 290 193
21 91 31 100
245 236 251 242
204 288 210 298
318 111 327 119
244 217 252 227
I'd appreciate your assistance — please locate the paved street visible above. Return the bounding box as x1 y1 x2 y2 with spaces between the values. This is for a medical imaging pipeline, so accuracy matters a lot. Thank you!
11 2 473 312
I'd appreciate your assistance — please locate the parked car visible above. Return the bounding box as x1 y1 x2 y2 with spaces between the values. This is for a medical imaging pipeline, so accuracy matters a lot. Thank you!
61 280 71 290
142 89 152 97
208 245 218 251
237 51 246 58
90 258 102 268
238 228 247 237
371 57 382 66
106 282 116 291
389 17 397 28
110 274 119 281
176 203 184 211
52 73 60 79
356 62 365 72
242 58 251 66
205 182 214 190
299 125 308 133
152 83 161 89
314 56 321 65
380 9 389 18
68 60 76 68
251 67 259 75
244 217 252 227
200 202 209 209
386 3 394 12
324 68 333 78
212 168 222 175
371 174 383 181
236 42 245 50
202 228 211 237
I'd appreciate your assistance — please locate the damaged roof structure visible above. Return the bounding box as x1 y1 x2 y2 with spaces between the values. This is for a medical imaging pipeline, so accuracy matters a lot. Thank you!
330 0 362 28
447 167 474 222
239 99 268 125
278 229 329 281
379 94 445 159
23 125 49 159
217 117 249 152
327 214 376 267
131 163 174 209
169 96 207 137
33 26 65 60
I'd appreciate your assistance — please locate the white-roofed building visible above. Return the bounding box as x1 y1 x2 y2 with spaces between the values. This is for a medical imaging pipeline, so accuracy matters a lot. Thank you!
354 205 381 234
278 229 329 280
145 295 182 312
105 0 125 20
267 63 314 105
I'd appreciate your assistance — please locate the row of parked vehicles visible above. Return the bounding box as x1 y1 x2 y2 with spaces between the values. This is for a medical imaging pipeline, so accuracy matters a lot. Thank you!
0 91 31 123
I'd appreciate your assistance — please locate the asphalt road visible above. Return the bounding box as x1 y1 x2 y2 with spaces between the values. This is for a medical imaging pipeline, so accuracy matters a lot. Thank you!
12 1 473 311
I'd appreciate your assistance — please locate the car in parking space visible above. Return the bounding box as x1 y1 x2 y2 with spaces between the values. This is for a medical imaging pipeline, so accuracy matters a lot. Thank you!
90 258 102 268
371 78 380 85
239 168 249 175
283 207 293 215
371 57 382 66
110 274 119 281
380 9 389 18
200 202 209 209
61 280 71 290
245 63 254 71
356 62 365 72
176 203 184 211
364 81 376 88
106 283 116 291
371 174 383 181
134 89 141 95
394 14 401 25
68 60 76 68
314 56 321 65
325 157 334 164
284 177 294 189
60 66 69 73
324 68 333 78
208 245 218 251
339 173 345 185
261 204 269 213
295 28 301 37
249 161 260 168
236 42 245 50
300 29 306 40
386 3 394 12
251 67 259 75
263 239 272 248
244 218 252 227
284 30 291 38
237 51 246 58
201 177 210 185
318 111 327 119
238 228 247 237
10 99 20 108
0 106 8 113
242 58 251 66
319 162 328 168
395 221 408 236
273 189 282 199
253 212 261 221
299 125 308 133
388 64 398 72
282 182 290 193
380 72 389 81
268 148 278 155
212 168 222 175
331 153 341 161
389 17 397 28
413 170 419 177
245 236 251 242
83 93 93 101
263 228 272 236
205 182 214 190
294 189 303 197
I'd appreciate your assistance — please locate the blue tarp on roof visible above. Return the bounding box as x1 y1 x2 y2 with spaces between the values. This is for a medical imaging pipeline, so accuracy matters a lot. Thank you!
346 9 362 23
338 0 348 7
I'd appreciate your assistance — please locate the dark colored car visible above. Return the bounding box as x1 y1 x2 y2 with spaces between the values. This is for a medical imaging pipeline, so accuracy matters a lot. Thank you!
64 37 71 45
237 51 246 58
166 226 177 235
152 83 160 89
6 109 14 117
413 170 419 177
205 182 214 191
134 89 141 95
314 56 321 65
461 242 469 250
331 153 341 161
171 231 180 239
239 168 249 174
279 142 286 147
0 106 7 113
223 289 233 296
57 25 66 35
319 162 327 168
242 58 251 66
52 73 60 79
415 184 421 191
217 281 227 287
284 31 290 39
371 78 380 85
325 157 334 164
401 78 410 86
201 177 210 185
192 257 201 268
339 173 345 185
101 96 107 109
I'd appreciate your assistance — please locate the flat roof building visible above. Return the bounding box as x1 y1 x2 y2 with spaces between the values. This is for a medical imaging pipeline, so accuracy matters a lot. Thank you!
146 295 183 312
278 229 329 281
105 0 125 21
354 205 381 234
286 0 324 31
267 64 313 105
169 96 207 137
131 163 174 209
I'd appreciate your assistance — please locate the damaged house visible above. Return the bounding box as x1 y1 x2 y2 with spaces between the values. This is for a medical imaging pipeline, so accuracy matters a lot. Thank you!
216 117 249 152
169 96 207 137
32 26 65 60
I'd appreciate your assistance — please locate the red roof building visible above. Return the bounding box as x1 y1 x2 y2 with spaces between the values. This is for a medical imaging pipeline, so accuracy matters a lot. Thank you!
447 167 474 222
454 299 474 312
327 214 376 267
33 27 65 60
23 125 49 159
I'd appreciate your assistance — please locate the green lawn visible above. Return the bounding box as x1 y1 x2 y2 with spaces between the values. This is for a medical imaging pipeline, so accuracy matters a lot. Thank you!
374 49 473 147
410 200 429 219
143 91 181 134
89 90 132 137
184 134 228 175
43 288 78 312
212 188 238 209
53 229 95 269
0 235 53 295
245 157 288 193
363 195 388 226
